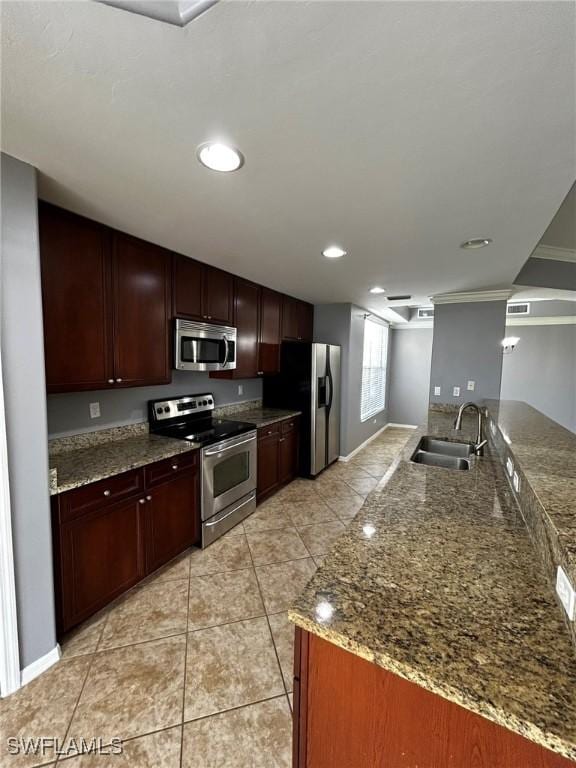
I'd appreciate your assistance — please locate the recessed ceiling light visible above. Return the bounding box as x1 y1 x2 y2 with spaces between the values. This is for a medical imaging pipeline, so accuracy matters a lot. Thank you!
322 246 347 259
460 237 493 250
197 142 244 172
369 286 386 294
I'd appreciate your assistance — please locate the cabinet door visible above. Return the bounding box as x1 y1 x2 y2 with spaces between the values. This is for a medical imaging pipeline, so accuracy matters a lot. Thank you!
39 203 113 392
282 295 301 340
233 278 260 378
278 428 298 485
298 301 314 342
59 496 144 631
112 233 171 386
203 265 233 325
259 288 282 374
145 470 198 574
257 433 280 500
173 253 204 320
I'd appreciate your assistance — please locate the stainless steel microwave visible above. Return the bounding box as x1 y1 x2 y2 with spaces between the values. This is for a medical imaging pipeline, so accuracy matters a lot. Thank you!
174 319 237 371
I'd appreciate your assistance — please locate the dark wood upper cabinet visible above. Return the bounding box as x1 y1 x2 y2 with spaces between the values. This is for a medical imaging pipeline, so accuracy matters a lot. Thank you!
40 203 113 392
112 233 171 387
282 295 314 342
172 253 204 320
258 288 282 375
211 277 260 380
203 265 234 326
172 254 233 326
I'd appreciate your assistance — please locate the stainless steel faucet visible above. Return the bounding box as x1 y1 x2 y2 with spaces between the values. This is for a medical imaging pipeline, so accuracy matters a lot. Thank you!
454 402 488 455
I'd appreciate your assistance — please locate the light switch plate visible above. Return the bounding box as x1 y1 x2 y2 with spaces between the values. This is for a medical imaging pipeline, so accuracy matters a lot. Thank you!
556 566 575 621
512 471 521 493
238 385 243 396
89 402 101 419
452 386 460 397
467 380 475 391
434 386 441 396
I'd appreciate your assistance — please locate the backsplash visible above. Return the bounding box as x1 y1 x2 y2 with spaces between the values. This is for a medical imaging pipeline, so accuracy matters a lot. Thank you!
47 370 263 438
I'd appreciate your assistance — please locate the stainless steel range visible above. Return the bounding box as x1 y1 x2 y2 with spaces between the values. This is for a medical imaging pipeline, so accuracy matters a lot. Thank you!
148 393 257 547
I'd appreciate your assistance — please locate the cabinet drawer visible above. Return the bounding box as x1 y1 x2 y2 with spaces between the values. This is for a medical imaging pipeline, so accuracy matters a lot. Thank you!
60 469 144 522
258 423 281 440
144 450 198 488
281 418 298 435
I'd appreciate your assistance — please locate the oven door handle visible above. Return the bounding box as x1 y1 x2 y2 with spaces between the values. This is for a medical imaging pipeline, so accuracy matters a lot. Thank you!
205 493 256 526
204 434 256 456
222 335 229 367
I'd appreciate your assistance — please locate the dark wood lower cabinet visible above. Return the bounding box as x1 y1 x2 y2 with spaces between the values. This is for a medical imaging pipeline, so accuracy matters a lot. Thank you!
52 453 199 634
257 417 300 503
293 629 573 768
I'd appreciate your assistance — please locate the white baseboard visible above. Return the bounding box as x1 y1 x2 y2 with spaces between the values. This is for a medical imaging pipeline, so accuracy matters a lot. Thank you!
386 423 418 429
339 424 389 462
20 644 61 687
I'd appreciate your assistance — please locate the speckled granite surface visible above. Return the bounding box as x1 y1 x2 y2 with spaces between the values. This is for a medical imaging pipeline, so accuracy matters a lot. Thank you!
49 422 149 455
213 399 262 418
222 408 302 428
49 433 200 495
289 410 576 760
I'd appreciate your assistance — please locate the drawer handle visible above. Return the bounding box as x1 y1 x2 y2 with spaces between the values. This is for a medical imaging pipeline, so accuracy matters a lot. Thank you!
107 379 114 384
103 490 111 497
116 378 123 383
139 498 146 505
172 464 179 470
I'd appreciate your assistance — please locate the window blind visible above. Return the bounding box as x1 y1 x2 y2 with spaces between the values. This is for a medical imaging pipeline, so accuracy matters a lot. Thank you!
360 317 389 421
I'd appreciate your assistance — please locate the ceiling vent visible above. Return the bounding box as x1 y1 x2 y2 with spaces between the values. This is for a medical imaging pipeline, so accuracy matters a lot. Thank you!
387 295 412 302
97 0 218 27
417 307 434 319
507 302 530 316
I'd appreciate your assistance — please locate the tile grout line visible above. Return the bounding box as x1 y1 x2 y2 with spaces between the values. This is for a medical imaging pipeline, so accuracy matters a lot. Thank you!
180 550 193 768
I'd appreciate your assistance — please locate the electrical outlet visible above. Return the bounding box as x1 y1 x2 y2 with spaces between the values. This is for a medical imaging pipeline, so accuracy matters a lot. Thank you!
512 471 521 493
434 386 441 396
452 386 460 397
238 385 243 396
89 402 101 419
506 457 514 477
556 566 575 621
467 380 475 391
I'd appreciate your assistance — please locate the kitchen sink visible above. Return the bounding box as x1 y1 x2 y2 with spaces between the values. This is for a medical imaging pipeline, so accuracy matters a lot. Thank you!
416 436 474 458
411 450 470 470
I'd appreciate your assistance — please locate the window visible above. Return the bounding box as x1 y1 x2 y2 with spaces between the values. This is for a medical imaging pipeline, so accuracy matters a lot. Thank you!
360 317 389 421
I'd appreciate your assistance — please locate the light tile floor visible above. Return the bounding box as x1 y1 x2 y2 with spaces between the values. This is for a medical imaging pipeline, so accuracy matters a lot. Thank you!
0 428 411 768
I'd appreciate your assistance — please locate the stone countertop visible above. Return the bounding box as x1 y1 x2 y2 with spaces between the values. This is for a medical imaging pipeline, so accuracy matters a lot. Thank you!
49 433 200 495
289 410 576 761
222 408 302 429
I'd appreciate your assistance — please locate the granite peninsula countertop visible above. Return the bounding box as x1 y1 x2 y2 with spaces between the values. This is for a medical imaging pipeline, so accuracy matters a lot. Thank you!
49 429 200 495
222 407 302 429
289 410 576 760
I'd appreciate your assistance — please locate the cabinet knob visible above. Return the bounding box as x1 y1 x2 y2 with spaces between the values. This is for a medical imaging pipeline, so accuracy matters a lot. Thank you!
207 315 212 320
279 437 285 443
107 379 114 384
103 489 111 496
146 495 152 501
139 498 146 504
172 464 178 470
257 371 264 376
116 378 123 383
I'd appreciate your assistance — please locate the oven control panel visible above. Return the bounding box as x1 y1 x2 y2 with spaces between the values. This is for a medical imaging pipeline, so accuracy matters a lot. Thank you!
150 393 214 422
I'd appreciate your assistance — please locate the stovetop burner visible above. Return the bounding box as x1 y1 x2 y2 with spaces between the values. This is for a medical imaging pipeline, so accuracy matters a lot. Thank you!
148 393 254 447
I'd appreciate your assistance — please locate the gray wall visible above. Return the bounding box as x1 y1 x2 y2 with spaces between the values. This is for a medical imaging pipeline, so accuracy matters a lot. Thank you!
429 300 507 406
388 328 433 426
515 257 576 291
314 304 389 457
48 373 263 437
1 154 57 668
501 324 576 433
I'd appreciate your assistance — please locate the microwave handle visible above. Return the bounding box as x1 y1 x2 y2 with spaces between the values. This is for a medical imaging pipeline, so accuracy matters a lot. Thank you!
222 335 229 367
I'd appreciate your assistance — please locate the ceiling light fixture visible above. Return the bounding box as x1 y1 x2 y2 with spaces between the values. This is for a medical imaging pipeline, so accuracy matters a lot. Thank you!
197 142 244 172
501 336 520 354
369 286 386 294
460 237 493 250
322 246 347 259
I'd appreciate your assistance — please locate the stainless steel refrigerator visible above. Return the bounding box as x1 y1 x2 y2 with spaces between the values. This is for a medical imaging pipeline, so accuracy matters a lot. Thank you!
263 342 341 476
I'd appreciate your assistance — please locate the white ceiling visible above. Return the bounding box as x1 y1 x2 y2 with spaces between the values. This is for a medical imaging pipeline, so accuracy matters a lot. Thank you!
2 1 575 311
